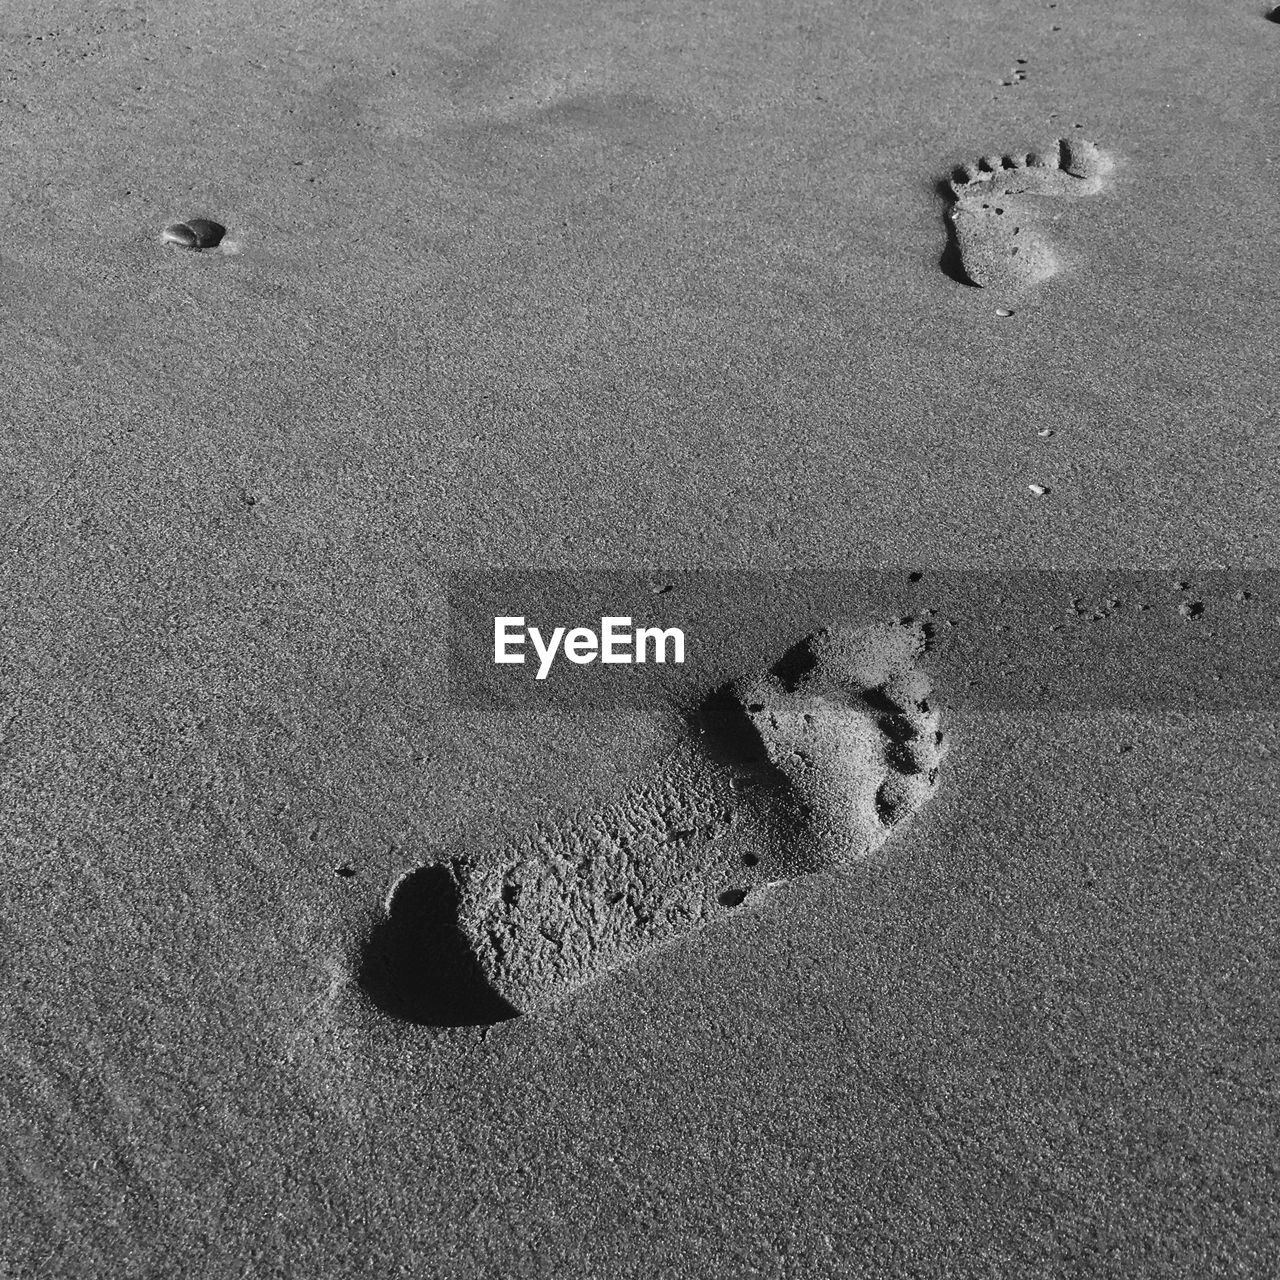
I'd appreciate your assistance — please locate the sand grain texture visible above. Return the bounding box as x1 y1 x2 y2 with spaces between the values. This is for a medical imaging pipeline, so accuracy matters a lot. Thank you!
1 0 1278 1275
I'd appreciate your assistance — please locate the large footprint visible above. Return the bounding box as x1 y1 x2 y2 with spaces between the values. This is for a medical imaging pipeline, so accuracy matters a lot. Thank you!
945 137 1114 290
451 621 946 1013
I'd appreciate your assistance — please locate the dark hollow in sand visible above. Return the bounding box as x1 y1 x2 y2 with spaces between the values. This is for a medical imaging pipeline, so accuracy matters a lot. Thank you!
358 863 518 1027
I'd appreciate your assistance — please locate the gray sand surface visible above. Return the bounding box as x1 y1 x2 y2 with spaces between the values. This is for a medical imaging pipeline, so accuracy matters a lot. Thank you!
2 0 1278 1275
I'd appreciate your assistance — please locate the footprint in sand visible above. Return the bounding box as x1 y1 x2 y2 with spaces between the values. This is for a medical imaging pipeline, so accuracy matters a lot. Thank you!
396 621 948 1016
944 137 1114 290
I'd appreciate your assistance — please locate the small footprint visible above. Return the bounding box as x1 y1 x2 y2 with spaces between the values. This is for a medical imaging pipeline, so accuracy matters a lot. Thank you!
416 621 949 1015
943 137 1114 290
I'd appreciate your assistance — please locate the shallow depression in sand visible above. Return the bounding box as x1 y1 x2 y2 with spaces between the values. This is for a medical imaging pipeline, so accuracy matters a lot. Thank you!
362 620 947 1018
943 138 1114 291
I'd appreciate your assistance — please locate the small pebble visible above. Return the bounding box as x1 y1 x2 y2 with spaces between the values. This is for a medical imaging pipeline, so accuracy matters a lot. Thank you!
162 222 197 248
162 217 226 250
1037 428 1054 437
1028 484 1049 496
